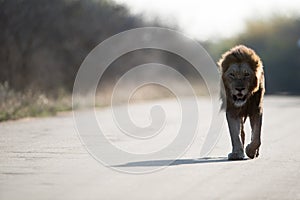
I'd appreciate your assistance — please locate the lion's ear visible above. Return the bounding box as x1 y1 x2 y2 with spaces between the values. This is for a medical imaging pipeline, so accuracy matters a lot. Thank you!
254 60 261 67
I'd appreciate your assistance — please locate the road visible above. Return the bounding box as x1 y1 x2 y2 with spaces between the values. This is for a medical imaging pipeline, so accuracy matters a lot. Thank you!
1 96 300 200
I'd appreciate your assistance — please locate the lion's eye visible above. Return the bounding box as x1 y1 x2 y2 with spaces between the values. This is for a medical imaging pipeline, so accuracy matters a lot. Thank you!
229 73 235 78
244 72 250 77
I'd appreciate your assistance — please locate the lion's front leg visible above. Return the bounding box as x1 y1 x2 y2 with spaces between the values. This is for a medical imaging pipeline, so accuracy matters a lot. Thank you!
226 112 245 160
246 113 262 159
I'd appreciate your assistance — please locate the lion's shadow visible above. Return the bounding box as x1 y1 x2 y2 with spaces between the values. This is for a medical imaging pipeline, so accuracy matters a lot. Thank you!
113 156 248 167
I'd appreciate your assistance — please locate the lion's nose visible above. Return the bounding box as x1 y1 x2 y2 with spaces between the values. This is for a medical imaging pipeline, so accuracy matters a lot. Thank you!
235 87 245 92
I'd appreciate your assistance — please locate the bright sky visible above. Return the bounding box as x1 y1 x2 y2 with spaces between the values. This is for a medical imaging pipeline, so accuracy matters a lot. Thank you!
113 0 300 40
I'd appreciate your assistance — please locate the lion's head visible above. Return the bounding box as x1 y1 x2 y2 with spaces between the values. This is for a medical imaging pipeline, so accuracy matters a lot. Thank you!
218 45 264 108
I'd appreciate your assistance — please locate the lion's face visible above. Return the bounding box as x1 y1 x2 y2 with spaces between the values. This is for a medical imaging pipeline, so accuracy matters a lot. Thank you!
223 62 256 107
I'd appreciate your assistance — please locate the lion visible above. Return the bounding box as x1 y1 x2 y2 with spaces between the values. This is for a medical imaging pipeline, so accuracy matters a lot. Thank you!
218 45 265 160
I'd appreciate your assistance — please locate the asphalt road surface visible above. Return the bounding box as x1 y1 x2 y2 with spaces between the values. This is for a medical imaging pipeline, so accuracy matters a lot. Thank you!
1 96 300 200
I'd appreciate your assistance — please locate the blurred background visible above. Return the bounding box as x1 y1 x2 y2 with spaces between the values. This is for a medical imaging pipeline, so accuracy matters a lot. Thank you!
0 0 300 121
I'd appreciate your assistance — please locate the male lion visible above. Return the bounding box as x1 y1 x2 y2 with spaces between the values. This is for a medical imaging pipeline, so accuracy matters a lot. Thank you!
218 45 265 160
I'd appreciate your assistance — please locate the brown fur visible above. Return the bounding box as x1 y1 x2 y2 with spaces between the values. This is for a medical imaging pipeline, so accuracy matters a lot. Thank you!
218 45 265 160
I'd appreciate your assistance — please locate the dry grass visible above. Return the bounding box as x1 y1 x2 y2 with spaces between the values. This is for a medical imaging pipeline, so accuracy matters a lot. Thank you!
0 81 209 122
0 83 71 121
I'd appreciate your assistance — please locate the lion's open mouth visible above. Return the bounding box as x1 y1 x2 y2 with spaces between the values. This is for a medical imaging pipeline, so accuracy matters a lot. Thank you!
233 94 246 102
232 94 247 107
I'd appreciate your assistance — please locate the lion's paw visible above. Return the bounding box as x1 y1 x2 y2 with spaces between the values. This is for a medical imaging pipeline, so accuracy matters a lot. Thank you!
246 144 260 159
228 151 245 160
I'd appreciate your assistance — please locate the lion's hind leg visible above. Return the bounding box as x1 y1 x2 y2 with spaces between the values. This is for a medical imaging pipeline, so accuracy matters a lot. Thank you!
241 118 245 146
